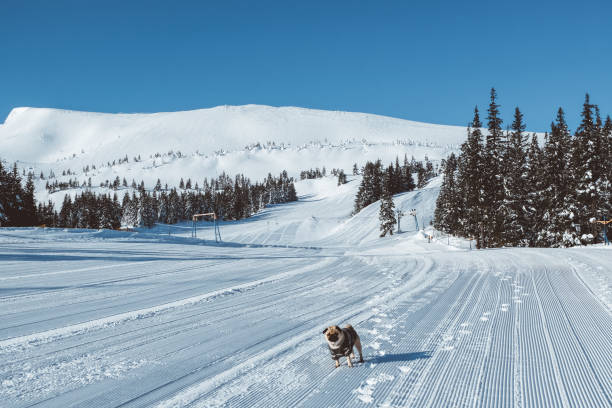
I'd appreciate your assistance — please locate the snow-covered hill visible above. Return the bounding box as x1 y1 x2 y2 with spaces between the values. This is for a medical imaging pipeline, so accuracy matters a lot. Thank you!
0 105 465 204
0 105 465 164
1 176 610 408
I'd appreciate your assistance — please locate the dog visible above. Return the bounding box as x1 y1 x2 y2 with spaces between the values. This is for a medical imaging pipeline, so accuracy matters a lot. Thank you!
322 324 364 368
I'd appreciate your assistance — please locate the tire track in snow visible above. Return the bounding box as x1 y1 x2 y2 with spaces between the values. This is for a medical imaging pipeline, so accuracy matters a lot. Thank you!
0 258 332 351
0 270 338 371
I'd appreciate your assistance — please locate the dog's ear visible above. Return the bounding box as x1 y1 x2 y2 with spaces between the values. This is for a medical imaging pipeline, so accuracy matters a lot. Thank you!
335 326 341 331
322 328 328 334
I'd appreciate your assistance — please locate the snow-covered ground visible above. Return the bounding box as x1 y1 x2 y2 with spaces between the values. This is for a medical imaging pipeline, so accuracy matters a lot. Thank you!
1 177 610 407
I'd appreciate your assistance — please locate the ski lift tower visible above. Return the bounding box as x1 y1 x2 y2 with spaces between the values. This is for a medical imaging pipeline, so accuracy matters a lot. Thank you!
192 212 222 242
395 209 405 233
409 209 419 231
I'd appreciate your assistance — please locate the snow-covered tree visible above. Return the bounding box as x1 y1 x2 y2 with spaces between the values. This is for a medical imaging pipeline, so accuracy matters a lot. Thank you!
379 175 396 237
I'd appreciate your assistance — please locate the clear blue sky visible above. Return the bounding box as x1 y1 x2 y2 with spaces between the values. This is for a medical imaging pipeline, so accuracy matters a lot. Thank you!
1 0 611 131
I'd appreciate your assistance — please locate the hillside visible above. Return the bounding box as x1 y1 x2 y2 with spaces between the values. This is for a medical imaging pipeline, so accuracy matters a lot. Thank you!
0 105 466 164
0 105 465 205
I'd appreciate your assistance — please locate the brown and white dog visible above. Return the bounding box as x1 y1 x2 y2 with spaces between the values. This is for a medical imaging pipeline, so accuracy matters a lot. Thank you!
322 324 364 368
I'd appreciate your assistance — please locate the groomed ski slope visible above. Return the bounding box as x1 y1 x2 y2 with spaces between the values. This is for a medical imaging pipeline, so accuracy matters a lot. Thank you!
1 177 611 408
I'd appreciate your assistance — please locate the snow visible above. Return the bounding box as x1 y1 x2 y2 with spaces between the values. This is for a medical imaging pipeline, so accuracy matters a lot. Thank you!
0 105 465 164
1 176 611 407
0 105 464 206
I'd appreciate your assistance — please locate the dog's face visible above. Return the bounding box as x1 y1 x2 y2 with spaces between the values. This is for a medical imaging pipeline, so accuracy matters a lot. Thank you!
323 326 344 346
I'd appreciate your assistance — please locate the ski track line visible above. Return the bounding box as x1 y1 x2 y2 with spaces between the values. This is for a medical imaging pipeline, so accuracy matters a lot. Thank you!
530 266 571 408
0 259 160 282
0 258 332 351
277 258 454 408
0 272 337 373
0 260 233 323
142 298 369 407
19 258 360 408
151 256 442 408
477 257 519 408
219 259 447 408
420 270 491 406
425 258 503 407
339 262 451 407
439 258 503 408
536 267 592 407
1 259 351 407
566 255 612 315
521 263 559 408
0 258 273 335
258 258 456 408
544 265 612 407
156 273 397 407
0 261 232 328
403 273 485 406
0 259 232 304
373 266 473 408
380 262 484 407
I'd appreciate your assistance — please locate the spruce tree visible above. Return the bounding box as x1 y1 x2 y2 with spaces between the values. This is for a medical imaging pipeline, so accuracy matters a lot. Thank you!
379 175 396 237
501 107 529 246
22 174 37 226
337 170 347 186
400 154 416 192
524 134 550 246
573 94 602 243
541 109 575 246
434 153 460 234
482 88 505 247
456 107 485 247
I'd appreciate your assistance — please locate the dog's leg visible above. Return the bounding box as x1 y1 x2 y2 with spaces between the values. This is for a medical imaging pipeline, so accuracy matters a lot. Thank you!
347 355 353 367
354 336 364 363
350 347 355 359
335 359 340 368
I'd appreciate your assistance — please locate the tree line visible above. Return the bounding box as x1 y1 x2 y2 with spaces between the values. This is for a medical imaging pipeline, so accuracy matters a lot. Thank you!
353 156 436 215
0 165 298 229
0 162 37 227
434 89 611 248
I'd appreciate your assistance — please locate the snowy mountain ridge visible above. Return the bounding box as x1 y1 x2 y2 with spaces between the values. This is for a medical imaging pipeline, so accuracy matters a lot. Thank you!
0 104 466 164
0 104 469 205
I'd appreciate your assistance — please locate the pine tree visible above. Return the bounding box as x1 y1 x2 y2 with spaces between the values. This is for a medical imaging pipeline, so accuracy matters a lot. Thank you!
482 88 505 247
22 173 37 226
415 161 427 189
379 174 396 237
287 182 298 201
139 192 157 228
434 153 460 234
353 160 383 214
0 161 9 226
337 169 347 186
573 94 602 244
393 157 402 194
540 109 575 246
524 134 551 246
456 107 485 247
501 107 529 246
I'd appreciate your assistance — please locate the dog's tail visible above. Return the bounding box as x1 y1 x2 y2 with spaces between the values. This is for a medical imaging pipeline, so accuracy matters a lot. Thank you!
345 324 353 329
